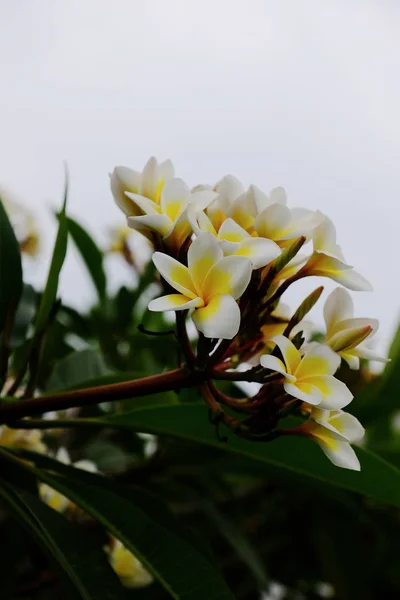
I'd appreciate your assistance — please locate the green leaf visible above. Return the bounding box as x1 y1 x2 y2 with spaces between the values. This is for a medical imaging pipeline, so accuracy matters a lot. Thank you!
45 348 110 392
12 456 235 600
203 502 269 589
352 324 400 424
0 199 23 335
34 178 69 336
68 217 106 301
86 403 400 508
10 283 37 348
0 480 126 600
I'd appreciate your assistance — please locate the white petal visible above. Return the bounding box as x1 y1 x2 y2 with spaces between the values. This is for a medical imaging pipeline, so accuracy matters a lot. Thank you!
352 345 390 363
218 218 250 242
312 215 339 256
331 268 373 292
317 440 361 471
327 412 365 443
302 375 353 410
234 237 281 270
192 294 241 339
324 288 354 333
128 214 172 236
269 186 287 205
56 447 71 464
160 178 190 221
163 209 191 249
125 192 159 215
190 190 219 211
247 184 271 213
269 335 302 374
202 255 252 300
254 203 291 240
283 381 322 405
74 459 97 473
187 233 223 295
295 344 341 379
152 253 197 298
215 175 244 202
158 159 175 182
148 294 202 312
260 354 295 380
110 167 141 215
141 156 158 200
340 352 360 370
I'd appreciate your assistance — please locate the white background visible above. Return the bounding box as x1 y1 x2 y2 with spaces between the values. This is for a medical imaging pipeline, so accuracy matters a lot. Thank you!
1 0 399 356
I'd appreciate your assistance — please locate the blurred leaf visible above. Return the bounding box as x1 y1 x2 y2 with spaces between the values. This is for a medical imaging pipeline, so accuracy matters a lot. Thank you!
15 458 235 600
0 480 126 600
34 178 69 336
203 502 269 590
0 199 23 335
68 217 106 301
9 284 37 348
86 403 400 508
352 324 400 424
45 349 110 392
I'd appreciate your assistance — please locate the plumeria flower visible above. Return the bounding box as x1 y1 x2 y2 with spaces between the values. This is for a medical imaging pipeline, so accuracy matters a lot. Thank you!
110 156 174 216
260 335 353 409
127 178 218 251
0 425 47 454
302 215 372 291
106 538 153 588
254 203 318 245
189 210 281 269
321 288 389 369
206 174 287 233
149 233 252 339
1 189 40 256
39 448 97 514
300 407 365 470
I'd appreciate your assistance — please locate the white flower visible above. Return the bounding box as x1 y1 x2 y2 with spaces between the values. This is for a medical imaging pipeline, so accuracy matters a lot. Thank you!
39 448 97 514
127 178 217 250
0 425 46 454
106 538 153 588
260 335 353 409
322 288 388 369
302 408 365 470
149 233 252 339
110 156 174 216
188 210 281 269
303 215 372 291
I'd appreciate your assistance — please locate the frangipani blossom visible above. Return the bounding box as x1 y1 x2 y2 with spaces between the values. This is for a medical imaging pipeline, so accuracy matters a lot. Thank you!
303 216 372 291
260 335 353 409
301 408 365 470
127 178 218 250
149 233 252 339
0 425 46 454
189 210 281 269
39 448 97 514
254 203 318 245
206 174 287 233
106 538 153 588
110 156 174 216
322 288 388 369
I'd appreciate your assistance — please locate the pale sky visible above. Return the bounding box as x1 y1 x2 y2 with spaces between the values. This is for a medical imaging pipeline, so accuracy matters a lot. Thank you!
1 0 399 355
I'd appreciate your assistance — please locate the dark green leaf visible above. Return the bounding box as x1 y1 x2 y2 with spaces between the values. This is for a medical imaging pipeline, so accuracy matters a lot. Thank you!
34 177 69 336
10 284 37 348
12 456 235 600
68 217 106 301
203 502 269 589
0 199 23 335
0 480 126 600
45 348 110 392
87 403 400 508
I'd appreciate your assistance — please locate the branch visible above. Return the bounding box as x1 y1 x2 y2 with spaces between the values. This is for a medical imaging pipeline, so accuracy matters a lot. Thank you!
0 367 199 423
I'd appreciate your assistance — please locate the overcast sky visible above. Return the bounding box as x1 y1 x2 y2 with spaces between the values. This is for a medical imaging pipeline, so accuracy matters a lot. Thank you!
1 0 399 355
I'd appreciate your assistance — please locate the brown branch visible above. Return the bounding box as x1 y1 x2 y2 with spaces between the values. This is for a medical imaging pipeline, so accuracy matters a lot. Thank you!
0 367 199 423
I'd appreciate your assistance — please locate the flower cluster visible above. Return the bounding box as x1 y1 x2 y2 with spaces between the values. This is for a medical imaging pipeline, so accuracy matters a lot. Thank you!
110 156 388 470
